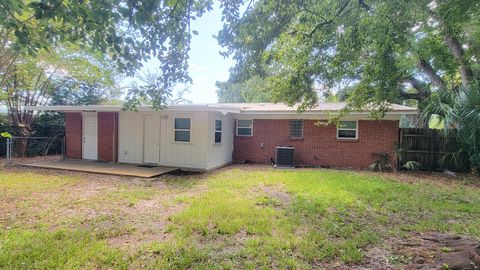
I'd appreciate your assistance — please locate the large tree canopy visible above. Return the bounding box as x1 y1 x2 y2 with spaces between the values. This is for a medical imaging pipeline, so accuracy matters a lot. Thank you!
216 76 272 103
124 70 193 109
2 45 118 136
217 0 480 115
1 0 214 103
3 0 479 113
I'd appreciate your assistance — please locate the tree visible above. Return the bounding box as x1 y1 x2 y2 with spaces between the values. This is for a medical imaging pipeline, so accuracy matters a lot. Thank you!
216 76 272 103
124 70 192 109
217 0 480 119
215 81 245 103
169 87 193 105
422 83 480 173
1 45 117 154
0 0 215 108
51 80 120 106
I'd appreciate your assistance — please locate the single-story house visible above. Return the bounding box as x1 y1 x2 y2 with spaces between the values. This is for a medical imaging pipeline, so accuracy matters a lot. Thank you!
30 102 416 170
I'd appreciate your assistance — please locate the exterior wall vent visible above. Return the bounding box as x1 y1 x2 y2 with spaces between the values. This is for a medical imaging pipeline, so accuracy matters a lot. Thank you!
275 147 295 168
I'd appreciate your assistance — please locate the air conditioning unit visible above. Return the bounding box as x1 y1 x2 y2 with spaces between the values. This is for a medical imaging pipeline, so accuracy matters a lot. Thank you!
275 147 295 168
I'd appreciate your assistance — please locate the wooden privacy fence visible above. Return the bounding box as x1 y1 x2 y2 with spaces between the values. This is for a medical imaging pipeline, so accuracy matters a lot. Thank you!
399 128 462 171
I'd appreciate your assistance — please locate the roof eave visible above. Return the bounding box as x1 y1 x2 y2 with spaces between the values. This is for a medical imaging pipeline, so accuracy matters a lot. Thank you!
238 110 418 115
24 105 241 113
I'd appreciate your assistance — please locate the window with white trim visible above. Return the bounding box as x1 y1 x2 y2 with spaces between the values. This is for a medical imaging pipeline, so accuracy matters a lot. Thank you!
337 121 358 139
236 120 253 136
215 119 222 143
174 118 191 142
290 120 303 139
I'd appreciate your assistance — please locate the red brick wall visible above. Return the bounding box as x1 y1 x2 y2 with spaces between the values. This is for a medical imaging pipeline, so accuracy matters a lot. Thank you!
233 119 399 169
65 112 82 159
97 112 118 162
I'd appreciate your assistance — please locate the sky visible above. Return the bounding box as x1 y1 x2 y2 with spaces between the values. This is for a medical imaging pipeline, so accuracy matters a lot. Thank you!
127 3 235 104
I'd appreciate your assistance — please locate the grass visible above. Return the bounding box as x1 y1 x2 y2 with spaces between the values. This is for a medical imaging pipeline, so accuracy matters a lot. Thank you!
0 229 129 269
107 184 160 206
0 167 479 269
0 171 77 197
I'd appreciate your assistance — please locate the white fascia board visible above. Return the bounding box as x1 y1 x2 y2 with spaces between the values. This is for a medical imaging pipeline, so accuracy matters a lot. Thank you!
24 105 122 112
25 105 416 116
234 113 409 121
236 110 417 115
25 104 241 114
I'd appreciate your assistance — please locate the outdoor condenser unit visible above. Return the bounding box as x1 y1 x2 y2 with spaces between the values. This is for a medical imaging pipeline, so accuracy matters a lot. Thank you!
275 146 295 168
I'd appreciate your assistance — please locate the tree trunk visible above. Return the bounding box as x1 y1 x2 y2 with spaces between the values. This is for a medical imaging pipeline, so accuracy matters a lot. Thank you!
14 126 32 157
417 58 446 90
43 135 59 156
14 138 28 157
444 34 473 89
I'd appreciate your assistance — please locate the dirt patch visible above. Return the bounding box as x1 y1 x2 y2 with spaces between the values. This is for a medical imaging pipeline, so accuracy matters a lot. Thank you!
0 155 63 165
380 171 480 189
262 185 292 206
401 232 480 270
362 232 480 270
251 184 292 210
106 194 192 250
0 166 211 250
362 247 395 270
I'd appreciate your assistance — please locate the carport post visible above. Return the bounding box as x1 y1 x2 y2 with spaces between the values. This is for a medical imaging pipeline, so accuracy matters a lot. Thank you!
6 138 11 166
62 137 66 160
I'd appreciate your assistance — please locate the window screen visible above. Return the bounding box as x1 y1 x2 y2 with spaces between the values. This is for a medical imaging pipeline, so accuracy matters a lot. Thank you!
337 121 357 139
215 120 222 143
174 118 191 142
236 120 253 136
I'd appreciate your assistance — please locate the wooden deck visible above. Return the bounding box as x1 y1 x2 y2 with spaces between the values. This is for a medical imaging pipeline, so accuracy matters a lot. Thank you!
23 160 179 178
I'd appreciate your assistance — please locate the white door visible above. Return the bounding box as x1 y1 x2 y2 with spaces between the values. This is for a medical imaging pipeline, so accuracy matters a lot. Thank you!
143 115 160 164
118 112 143 164
82 113 98 160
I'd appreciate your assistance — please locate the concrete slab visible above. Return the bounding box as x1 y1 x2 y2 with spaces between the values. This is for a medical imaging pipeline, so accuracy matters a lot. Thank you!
23 160 179 178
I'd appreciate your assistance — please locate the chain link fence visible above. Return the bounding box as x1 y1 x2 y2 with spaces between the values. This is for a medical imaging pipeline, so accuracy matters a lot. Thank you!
3 136 65 166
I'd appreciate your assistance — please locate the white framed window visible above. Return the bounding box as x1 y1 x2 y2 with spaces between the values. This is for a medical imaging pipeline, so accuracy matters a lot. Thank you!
174 118 191 142
290 119 303 139
337 121 358 139
214 119 222 143
236 119 253 136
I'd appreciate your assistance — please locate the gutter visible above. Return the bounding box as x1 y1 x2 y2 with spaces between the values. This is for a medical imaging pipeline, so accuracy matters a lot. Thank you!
25 105 417 115
237 110 419 115
24 105 241 114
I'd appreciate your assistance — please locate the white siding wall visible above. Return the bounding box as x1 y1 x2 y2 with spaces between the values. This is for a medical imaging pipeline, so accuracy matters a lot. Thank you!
118 110 234 170
206 112 234 170
118 111 144 163
159 110 209 170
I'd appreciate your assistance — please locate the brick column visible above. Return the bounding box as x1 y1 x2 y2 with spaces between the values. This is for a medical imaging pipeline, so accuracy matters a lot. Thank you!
97 112 118 162
65 112 82 159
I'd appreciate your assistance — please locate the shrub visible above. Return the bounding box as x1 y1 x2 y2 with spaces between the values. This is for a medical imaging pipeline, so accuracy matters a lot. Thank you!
368 152 393 172
423 82 480 174
402 161 422 171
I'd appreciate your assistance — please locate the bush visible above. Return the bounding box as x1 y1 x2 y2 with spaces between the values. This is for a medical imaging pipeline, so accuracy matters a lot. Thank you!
402 161 422 171
0 113 64 157
423 82 480 174
368 152 393 172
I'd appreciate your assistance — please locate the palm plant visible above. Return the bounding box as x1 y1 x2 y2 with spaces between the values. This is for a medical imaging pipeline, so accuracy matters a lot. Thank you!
402 161 422 171
368 151 394 172
422 82 480 173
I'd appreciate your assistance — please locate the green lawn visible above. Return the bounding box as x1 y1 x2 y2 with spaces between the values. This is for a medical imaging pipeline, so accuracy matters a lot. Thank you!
0 166 479 269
